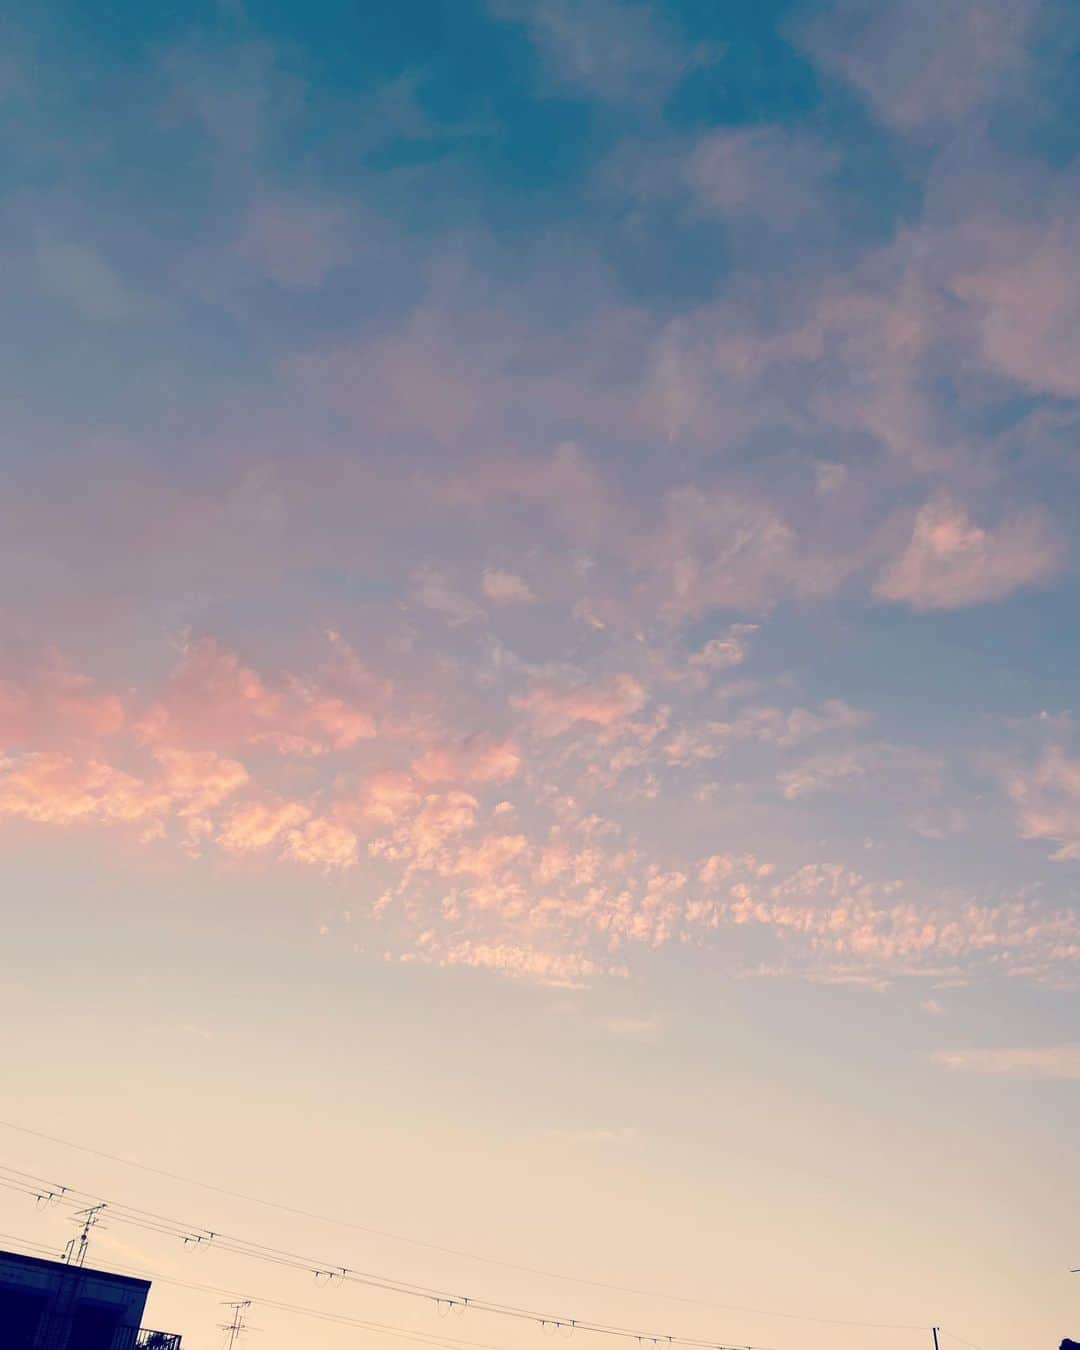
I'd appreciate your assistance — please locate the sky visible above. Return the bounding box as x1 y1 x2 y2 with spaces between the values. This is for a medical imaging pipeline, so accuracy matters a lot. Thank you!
0 0 1079 1347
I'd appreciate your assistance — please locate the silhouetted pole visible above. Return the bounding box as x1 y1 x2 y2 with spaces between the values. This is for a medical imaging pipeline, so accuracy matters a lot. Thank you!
932 1329 940 1350
221 1299 251 1350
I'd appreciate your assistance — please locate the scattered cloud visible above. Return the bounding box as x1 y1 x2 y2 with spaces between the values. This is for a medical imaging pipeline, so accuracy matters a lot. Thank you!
482 569 536 605
875 495 1064 610
413 567 485 625
515 674 647 737
689 624 758 671
934 1045 1080 1079
490 0 715 108
236 197 348 290
413 736 522 785
948 218 1080 398
0 656 125 748
33 234 159 323
0 747 247 834
139 637 379 756
218 798 312 854
281 817 359 869
779 749 872 800
797 0 1041 131
4 0 1079 1018
1008 746 1080 861
688 126 838 224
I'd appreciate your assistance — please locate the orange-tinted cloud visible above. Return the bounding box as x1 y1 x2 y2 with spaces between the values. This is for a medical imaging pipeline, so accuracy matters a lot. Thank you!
218 798 313 853
139 637 378 756
0 656 125 749
515 674 646 736
0 746 247 831
412 736 522 785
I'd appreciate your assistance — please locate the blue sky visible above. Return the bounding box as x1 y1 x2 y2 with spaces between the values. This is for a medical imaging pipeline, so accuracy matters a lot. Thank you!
1 2 1079 1348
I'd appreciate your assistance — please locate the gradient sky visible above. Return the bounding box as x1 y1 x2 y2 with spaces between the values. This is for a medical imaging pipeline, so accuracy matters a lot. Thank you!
1 1 1079 1347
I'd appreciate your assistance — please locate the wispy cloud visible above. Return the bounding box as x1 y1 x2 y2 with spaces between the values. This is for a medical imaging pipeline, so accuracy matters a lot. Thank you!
1008 745 1080 861
481 569 536 606
934 1045 1080 1079
875 495 1064 610
489 0 715 107
797 0 1041 132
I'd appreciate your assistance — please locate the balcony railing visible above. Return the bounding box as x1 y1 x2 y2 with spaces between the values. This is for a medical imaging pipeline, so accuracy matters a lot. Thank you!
113 1329 182 1350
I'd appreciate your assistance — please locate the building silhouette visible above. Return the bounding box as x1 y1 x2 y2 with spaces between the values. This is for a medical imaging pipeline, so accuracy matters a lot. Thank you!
0 1249 181 1349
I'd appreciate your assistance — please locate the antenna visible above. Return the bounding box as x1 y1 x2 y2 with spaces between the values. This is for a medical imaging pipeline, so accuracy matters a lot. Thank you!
220 1299 252 1350
64 1204 106 1268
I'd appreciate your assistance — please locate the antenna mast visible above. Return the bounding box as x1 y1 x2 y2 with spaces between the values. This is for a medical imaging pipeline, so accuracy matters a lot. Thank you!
64 1204 106 1268
221 1299 252 1350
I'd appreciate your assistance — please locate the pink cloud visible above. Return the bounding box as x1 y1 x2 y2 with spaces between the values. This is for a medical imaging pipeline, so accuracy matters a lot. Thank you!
412 567 484 625
875 494 1064 609
948 219 1080 398
515 674 646 737
645 485 861 617
450 832 530 878
370 790 480 868
0 746 247 831
724 863 1080 981
661 700 869 769
778 748 872 800
412 736 522 785
281 817 359 869
0 657 125 749
154 747 250 817
0 754 156 827
689 624 758 671
731 699 870 750
481 568 535 605
140 637 378 756
356 770 422 825
422 938 613 989
218 798 313 853
5 640 1080 992
1008 746 1080 861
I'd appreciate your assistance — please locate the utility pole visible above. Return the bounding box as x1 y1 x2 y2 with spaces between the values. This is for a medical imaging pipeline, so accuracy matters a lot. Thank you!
221 1299 252 1350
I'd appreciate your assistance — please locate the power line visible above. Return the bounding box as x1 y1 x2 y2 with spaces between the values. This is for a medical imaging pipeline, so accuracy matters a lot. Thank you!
0 1227 765 1350
937 1330 985 1350
0 1231 525 1350
0 1164 782 1350
0 1116 929 1334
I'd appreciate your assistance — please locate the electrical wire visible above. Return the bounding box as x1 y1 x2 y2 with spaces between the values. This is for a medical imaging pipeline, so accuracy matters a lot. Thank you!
0 1117 931 1335
0 1164 780 1350
0 1231 512 1350
937 1330 986 1350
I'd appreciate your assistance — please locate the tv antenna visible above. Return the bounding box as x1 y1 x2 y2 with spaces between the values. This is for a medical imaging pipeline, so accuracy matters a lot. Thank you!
64 1204 106 1268
220 1299 252 1350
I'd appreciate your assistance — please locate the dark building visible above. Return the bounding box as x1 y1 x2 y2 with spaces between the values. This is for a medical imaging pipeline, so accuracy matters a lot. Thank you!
0 1249 181 1350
